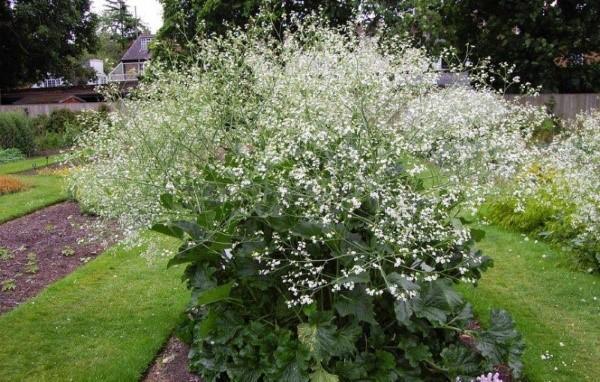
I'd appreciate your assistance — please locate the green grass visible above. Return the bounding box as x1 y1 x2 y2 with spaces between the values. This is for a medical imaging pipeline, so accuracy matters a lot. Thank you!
458 225 599 382
0 155 63 175
0 235 189 382
0 175 67 223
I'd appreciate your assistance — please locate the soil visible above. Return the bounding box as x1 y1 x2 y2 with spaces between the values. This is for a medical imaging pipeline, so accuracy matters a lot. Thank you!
0 201 117 314
143 337 201 382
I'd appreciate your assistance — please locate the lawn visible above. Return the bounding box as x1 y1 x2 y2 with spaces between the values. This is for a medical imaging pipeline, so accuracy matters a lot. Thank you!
0 154 63 175
459 225 599 382
0 175 67 223
0 234 189 382
0 156 69 222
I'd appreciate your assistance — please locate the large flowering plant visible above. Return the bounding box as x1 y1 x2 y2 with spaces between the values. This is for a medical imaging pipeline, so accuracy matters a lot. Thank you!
70 19 548 381
490 112 600 271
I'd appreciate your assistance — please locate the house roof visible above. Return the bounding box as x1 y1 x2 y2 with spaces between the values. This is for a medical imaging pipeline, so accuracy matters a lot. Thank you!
121 34 154 62
13 93 86 105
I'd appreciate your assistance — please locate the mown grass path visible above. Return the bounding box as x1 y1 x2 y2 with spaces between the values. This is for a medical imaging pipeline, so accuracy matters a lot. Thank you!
0 235 188 382
0 156 68 222
0 155 63 175
458 225 599 382
0 175 67 223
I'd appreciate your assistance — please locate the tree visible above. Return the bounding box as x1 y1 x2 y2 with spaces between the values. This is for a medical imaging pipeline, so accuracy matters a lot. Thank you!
99 0 149 51
0 0 98 89
154 0 357 60
435 0 600 92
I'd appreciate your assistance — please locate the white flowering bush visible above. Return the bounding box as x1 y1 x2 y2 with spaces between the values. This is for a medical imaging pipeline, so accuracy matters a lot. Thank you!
68 19 550 381
483 111 600 271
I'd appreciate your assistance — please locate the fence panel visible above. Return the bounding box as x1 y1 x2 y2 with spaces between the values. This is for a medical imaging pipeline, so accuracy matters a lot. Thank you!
0 102 110 117
504 93 600 119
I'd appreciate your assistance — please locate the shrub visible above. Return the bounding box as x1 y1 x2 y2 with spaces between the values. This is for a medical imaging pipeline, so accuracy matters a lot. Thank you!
486 112 600 272
34 109 100 150
45 109 78 133
0 112 35 155
0 148 25 164
0 175 27 195
70 19 546 381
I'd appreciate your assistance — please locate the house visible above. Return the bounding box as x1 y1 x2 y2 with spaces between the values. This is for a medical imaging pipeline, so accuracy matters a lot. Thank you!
108 35 154 82
32 59 108 89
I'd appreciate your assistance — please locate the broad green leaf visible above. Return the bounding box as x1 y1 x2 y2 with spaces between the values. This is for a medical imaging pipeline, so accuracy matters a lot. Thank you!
310 366 339 382
151 222 184 239
334 287 376 323
195 281 234 306
198 308 217 338
394 299 413 325
167 241 221 268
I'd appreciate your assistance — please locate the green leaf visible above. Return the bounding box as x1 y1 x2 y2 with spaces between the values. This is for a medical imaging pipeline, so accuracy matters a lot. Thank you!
310 366 339 382
196 210 216 229
167 241 221 268
334 287 376 323
298 320 358 361
159 193 175 209
398 339 432 368
151 222 184 239
197 308 217 338
293 221 323 238
470 228 486 242
195 282 234 306
172 220 205 240
394 299 414 325
441 344 480 378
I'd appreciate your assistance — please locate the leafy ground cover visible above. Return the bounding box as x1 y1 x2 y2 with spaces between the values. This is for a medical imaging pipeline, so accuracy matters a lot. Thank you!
0 234 188 381
0 154 62 175
0 175 67 223
459 225 599 382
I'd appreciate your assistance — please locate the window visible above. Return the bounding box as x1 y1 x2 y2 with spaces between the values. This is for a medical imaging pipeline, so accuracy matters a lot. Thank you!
141 37 151 51
44 78 63 88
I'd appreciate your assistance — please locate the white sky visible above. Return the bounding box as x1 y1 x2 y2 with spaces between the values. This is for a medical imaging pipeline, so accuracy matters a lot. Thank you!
91 0 163 33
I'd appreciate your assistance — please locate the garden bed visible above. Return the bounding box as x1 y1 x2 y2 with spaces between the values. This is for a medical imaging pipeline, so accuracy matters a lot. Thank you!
144 337 200 382
0 201 116 313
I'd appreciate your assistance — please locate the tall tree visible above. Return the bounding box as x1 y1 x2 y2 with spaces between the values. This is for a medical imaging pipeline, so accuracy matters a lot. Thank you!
435 0 600 92
99 0 148 51
154 0 357 60
0 0 98 89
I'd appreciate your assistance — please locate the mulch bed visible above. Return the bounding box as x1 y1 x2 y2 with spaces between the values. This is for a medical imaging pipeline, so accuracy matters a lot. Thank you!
0 201 116 314
144 337 201 382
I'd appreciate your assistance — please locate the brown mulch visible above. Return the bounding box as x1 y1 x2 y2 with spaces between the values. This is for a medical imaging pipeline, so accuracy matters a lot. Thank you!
0 201 117 314
144 337 201 382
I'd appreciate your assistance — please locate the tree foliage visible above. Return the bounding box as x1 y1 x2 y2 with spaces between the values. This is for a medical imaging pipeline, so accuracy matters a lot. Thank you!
410 0 600 92
0 0 97 89
99 0 148 51
154 0 357 60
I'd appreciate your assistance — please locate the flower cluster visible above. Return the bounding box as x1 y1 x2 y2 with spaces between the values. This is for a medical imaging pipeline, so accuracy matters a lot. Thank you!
69 19 548 304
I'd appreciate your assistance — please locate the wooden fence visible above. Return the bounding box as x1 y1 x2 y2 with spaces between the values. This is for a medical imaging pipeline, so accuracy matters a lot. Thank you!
0 102 109 117
504 93 600 120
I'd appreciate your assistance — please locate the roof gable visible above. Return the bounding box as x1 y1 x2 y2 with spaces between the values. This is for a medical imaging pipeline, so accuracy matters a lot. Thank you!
121 35 154 62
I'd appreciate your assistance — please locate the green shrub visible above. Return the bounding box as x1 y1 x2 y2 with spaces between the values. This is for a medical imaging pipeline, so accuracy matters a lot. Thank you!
33 109 101 151
480 187 599 272
0 112 35 155
35 131 68 150
0 148 25 163
45 109 78 133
